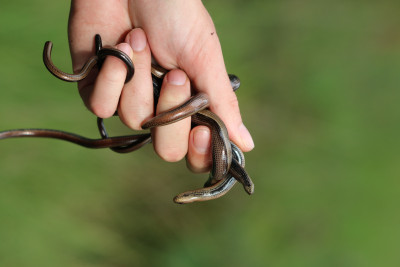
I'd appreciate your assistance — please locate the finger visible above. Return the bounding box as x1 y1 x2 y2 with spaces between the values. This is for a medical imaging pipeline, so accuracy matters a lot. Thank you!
118 28 153 130
186 125 212 173
183 37 255 152
89 43 133 118
153 69 191 162
68 0 132 112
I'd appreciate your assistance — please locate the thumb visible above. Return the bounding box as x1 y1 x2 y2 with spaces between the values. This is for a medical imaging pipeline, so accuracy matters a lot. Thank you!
183 40 254 152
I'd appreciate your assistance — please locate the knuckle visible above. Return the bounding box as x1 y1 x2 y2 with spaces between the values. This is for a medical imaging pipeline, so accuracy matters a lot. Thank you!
90 102 114 118
119 114 142 131
119 100 154 131
212 89 239 108
102 68 125 85
132 60 150 73
227 93 240 110
157 87 190 113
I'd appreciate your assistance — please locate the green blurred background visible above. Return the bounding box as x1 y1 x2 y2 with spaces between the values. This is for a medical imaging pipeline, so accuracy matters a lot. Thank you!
0 0 399 266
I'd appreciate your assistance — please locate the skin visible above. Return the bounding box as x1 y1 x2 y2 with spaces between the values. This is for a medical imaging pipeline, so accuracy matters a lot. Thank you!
68 0 254 173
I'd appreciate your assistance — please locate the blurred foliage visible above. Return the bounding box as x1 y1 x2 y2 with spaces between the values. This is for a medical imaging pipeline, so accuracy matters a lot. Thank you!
0 0 399 266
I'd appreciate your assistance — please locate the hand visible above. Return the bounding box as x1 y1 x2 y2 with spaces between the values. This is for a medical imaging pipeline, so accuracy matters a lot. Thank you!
68 0 254 173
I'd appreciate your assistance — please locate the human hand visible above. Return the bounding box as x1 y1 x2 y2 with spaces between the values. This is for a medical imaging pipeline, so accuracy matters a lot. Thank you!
68 0 254 173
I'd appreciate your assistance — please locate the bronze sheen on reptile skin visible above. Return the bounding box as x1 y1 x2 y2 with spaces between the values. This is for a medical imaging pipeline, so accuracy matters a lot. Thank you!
0 34 254 204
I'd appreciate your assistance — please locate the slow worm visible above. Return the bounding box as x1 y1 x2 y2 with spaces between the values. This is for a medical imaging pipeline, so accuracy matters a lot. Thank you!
0 34 254 203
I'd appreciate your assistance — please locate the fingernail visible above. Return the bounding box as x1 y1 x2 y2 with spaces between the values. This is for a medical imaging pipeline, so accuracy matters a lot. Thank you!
239 123 255 150
167 70 187 86
193 128 210 154
128 29 146 52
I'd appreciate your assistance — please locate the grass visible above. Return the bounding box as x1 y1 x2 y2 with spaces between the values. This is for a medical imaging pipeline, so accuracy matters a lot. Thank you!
0 0 399 266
